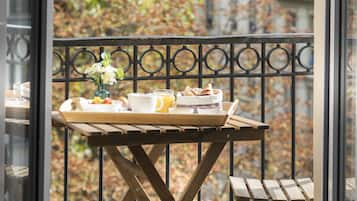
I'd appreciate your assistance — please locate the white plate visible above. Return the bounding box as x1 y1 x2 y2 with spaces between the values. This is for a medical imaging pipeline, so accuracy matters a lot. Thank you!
82 102 122 112
59 98 122 112
176 89 223 106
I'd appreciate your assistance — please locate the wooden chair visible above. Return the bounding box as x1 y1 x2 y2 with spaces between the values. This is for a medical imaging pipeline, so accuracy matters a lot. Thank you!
229 177 314 201
229 177 357 201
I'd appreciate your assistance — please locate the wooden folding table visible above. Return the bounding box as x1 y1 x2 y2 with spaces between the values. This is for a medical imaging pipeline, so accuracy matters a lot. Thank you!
52 112 269 201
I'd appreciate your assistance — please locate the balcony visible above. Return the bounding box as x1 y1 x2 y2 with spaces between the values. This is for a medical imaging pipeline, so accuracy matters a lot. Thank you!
7 25 314 200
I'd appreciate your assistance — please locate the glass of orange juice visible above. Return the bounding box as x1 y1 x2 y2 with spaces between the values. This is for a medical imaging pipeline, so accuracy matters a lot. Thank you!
154 89 175 113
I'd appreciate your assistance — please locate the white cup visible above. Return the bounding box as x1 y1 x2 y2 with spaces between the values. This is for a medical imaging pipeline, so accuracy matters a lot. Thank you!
128 93 163 113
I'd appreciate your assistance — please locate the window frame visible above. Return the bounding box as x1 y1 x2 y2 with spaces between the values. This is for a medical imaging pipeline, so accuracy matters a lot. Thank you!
28 0 53 200
0 1 7 199
315 0 350 200
0 0 52 200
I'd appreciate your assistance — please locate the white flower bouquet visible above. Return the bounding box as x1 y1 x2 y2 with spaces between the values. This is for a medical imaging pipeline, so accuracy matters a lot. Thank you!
85 52 125 99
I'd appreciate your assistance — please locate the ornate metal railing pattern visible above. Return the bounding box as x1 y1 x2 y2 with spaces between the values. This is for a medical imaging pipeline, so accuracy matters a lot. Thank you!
6 25 31 86
6 25 315 201
52 35 313 82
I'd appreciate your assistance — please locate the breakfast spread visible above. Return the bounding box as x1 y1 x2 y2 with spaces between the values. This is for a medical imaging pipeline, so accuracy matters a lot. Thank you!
177 84 223 105
60 83 231 115
174 84 223 114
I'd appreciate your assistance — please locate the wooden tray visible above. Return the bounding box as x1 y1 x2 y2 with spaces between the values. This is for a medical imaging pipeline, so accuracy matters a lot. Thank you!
60 100 239 126
60 112 228 126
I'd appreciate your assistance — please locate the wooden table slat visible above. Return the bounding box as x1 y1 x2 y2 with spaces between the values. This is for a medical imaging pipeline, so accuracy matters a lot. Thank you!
226 119 252 130
263 180 287 201
86 129 265 146
229 115 269 129
68 123 103 136
219 125 237 131
296 178 314 200
280 179 306 201
246 178 269 200
134 125 161 134
90 124 122 134
157 125 181 133
179 126 200 132
112 124 143 134
199 127 218 132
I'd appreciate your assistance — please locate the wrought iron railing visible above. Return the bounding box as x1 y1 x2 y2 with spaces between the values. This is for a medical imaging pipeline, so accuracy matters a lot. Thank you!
6 25 314 201
6 24 31 87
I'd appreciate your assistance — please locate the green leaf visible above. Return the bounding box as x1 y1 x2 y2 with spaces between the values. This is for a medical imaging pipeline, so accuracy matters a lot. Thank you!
116 68 125 80
101 52 112 67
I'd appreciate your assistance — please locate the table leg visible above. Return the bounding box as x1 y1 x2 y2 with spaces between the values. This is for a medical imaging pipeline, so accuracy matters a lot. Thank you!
111 142 225 201
178 142 226 201
129 145 176 201
121 144 166 201
104 146 151 201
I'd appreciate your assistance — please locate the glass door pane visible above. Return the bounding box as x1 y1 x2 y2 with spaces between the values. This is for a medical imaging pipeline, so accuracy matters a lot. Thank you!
3 0 32 200
345 0 357 200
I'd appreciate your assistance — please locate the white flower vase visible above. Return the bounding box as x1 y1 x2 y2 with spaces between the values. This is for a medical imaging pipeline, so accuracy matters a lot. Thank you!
94 84 110 99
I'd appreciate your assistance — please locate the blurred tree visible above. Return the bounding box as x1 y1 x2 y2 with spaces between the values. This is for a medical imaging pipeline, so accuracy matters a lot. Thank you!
54 0 206 37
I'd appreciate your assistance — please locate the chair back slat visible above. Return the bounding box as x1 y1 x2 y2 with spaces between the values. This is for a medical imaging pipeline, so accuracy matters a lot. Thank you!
296 178 314 200
246 178 269 200
229 177 251 201
280 179 306 201
230 177 316 201
263 179 288 201
345 178 356 200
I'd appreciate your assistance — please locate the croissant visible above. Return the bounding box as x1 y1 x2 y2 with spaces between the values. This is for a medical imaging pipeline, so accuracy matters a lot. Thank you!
199 84 213 96
183 86 195 96
181 83 215 96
